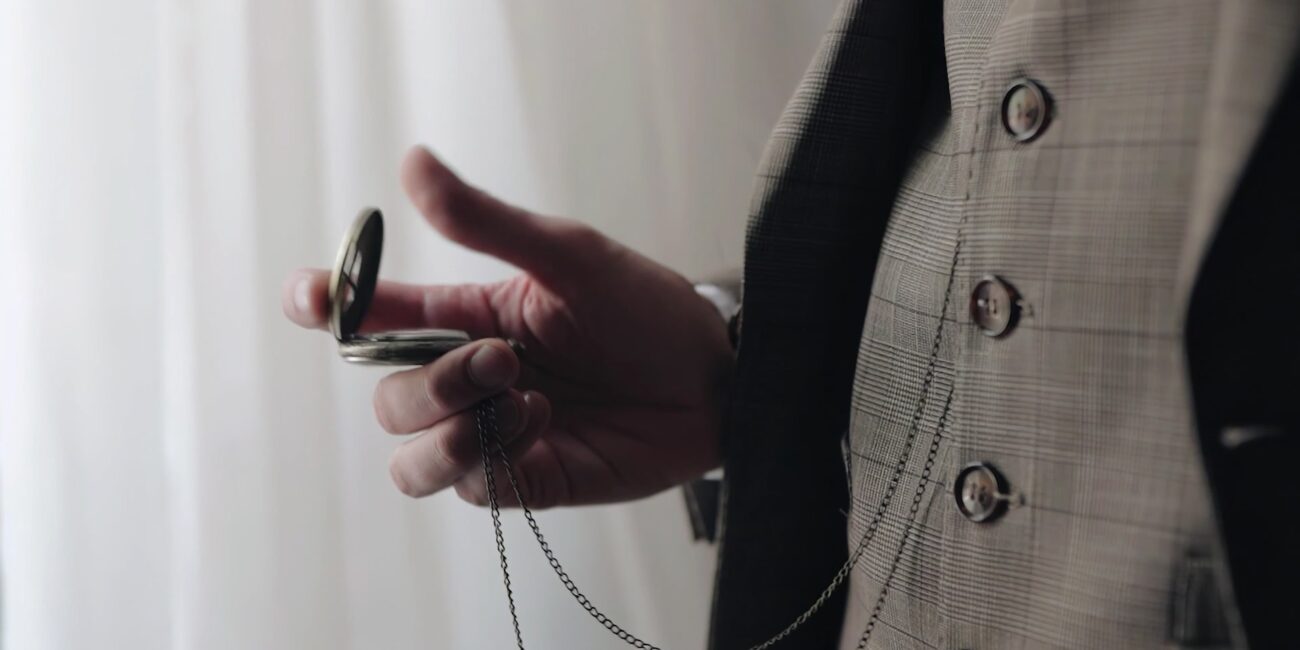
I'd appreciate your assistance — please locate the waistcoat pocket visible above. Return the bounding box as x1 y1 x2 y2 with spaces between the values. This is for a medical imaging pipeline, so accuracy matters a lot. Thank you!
1169 553 1230 647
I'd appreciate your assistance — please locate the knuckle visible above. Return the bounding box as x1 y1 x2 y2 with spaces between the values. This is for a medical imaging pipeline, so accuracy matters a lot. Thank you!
421 366 454 418
420 185 474 241
555 218 601 248
553 219 619 270
439 180 472 216
431 416 478 470
415 180 460 218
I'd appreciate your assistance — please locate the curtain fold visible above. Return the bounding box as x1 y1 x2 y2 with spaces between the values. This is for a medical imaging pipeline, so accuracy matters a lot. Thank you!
0 2 836 648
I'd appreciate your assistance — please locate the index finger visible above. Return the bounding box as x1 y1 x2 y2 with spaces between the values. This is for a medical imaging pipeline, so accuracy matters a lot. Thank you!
281 268 500 337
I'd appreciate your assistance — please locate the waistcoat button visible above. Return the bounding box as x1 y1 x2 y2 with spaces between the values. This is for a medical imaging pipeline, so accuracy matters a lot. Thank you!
954 462 1010 523
971 275 1020 337
1002 78 1051 142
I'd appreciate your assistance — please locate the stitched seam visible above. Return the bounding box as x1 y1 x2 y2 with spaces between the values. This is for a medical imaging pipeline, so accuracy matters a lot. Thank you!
853 11 990 642
853 156 972 648
850 211 967 646
841 251 963 605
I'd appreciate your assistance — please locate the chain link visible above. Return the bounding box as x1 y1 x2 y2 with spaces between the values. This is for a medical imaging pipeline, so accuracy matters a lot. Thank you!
854 387 953 649
474 398 665 649
852 133 973 647
475 403 525 649
473 377 961 650
473 397 884 650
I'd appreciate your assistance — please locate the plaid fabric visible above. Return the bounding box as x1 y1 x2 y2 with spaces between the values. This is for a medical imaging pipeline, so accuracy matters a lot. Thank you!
709 0 1300 648
842 1 1224 647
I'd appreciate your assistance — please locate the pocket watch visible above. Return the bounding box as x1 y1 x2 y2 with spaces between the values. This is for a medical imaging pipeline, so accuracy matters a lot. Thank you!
329 207 522 365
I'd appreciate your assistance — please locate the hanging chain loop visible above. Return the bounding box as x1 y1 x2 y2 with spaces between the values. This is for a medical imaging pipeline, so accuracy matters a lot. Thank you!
471 398 890 650
475 403 526 649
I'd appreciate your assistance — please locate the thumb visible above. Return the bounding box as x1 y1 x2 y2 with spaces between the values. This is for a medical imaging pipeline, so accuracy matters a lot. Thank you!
400 145 607 286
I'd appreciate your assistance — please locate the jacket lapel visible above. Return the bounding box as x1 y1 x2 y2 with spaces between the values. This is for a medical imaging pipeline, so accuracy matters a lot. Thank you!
1177 0 1300 310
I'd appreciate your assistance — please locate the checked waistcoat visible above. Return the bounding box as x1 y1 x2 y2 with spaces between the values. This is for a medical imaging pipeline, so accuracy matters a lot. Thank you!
708 1 1300 648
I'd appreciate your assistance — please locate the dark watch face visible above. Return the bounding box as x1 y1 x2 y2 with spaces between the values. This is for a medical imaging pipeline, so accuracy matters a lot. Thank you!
329 208 385 341
327 207 522 366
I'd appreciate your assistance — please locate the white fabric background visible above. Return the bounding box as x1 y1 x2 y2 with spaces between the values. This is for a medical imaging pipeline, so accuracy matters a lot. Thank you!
0 2 835 649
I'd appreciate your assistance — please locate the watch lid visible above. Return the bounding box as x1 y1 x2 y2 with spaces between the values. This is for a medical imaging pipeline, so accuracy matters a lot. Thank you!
329 207 384 341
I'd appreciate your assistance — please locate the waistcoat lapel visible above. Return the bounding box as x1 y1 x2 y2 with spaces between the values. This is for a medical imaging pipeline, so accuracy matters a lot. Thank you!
708 0 943 647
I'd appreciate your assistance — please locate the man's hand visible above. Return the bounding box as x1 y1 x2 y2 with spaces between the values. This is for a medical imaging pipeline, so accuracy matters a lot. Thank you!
283 146 733 508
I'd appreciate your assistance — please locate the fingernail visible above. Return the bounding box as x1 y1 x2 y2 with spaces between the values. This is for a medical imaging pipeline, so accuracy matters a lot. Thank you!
469 345 513 389
493 396 522 434
294 276 312 315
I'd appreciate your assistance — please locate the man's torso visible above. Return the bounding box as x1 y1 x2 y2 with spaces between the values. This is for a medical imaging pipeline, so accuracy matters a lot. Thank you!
842 1 1226 647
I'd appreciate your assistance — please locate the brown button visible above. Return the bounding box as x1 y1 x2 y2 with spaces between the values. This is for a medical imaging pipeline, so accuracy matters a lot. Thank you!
954 462 1010 523
970 275 1020 337
1002 78 1051 142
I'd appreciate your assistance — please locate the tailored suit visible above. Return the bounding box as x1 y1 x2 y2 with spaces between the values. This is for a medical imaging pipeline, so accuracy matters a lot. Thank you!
706 0 1300 648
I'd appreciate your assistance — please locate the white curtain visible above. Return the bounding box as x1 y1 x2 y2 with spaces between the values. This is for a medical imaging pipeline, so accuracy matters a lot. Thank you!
0 2 835 649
